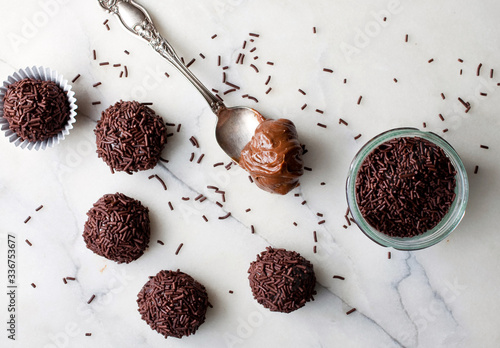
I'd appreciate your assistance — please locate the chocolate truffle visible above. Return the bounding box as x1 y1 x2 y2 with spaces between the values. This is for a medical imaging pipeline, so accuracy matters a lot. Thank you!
248 247 316 313
137 270 209 339
95 101 167 174
83 192 150 263
2 78 70 142
239 118 304 195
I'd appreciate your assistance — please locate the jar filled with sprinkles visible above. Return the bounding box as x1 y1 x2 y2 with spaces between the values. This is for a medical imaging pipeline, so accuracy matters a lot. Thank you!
346 128 469 250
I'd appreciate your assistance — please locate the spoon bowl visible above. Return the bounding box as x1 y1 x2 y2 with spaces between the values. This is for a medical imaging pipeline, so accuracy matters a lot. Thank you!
99 0 263 163
215 107 264 162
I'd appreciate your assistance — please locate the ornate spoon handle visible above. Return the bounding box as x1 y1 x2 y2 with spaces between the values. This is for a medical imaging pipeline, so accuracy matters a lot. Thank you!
98 0 224 114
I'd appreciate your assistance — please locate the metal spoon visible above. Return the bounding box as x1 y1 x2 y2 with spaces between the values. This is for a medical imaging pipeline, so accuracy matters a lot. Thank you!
98 0 263 162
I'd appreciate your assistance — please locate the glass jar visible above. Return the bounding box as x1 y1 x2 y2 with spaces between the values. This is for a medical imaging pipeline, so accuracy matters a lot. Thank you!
345 128 469 250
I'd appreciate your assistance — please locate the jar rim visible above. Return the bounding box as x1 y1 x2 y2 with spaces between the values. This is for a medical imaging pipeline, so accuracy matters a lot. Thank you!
345 127 469 250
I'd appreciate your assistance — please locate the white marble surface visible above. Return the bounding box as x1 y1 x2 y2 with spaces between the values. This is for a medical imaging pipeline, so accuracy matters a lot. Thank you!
0 0 499 347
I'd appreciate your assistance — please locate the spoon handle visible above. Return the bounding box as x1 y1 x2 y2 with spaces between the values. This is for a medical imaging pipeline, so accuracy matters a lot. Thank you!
98 0 225 114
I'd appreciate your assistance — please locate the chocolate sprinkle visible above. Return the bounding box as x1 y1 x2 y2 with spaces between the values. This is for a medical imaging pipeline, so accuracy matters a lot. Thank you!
346 308 357 315
2 78 70 142
219 212 231 220
175 243 183 255
137 270 209 339
25 239 32 246
94 101 167 174
356 137 456 237
248 247 316 313
189 136 199 148
152 174 167 191
83 193 150 263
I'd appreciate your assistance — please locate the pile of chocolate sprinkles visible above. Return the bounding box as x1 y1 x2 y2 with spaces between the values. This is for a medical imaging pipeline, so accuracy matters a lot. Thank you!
137 270 209 339
83 192 150 263
2 78 70 142
248 247 316 313
356 137 456 237
94 101 167 174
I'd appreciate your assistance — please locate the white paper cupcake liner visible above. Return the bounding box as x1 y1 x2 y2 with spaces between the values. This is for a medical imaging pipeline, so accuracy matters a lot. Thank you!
0 66 78 150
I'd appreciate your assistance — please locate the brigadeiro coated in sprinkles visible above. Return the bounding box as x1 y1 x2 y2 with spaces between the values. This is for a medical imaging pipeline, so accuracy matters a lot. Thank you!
248 247 316 313
137 270 209 339
2 78 70 142
94 101 167 174
83 192 150 263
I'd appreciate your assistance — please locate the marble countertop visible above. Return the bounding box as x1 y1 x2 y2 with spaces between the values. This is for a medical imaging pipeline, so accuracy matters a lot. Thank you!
1 0 499 347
